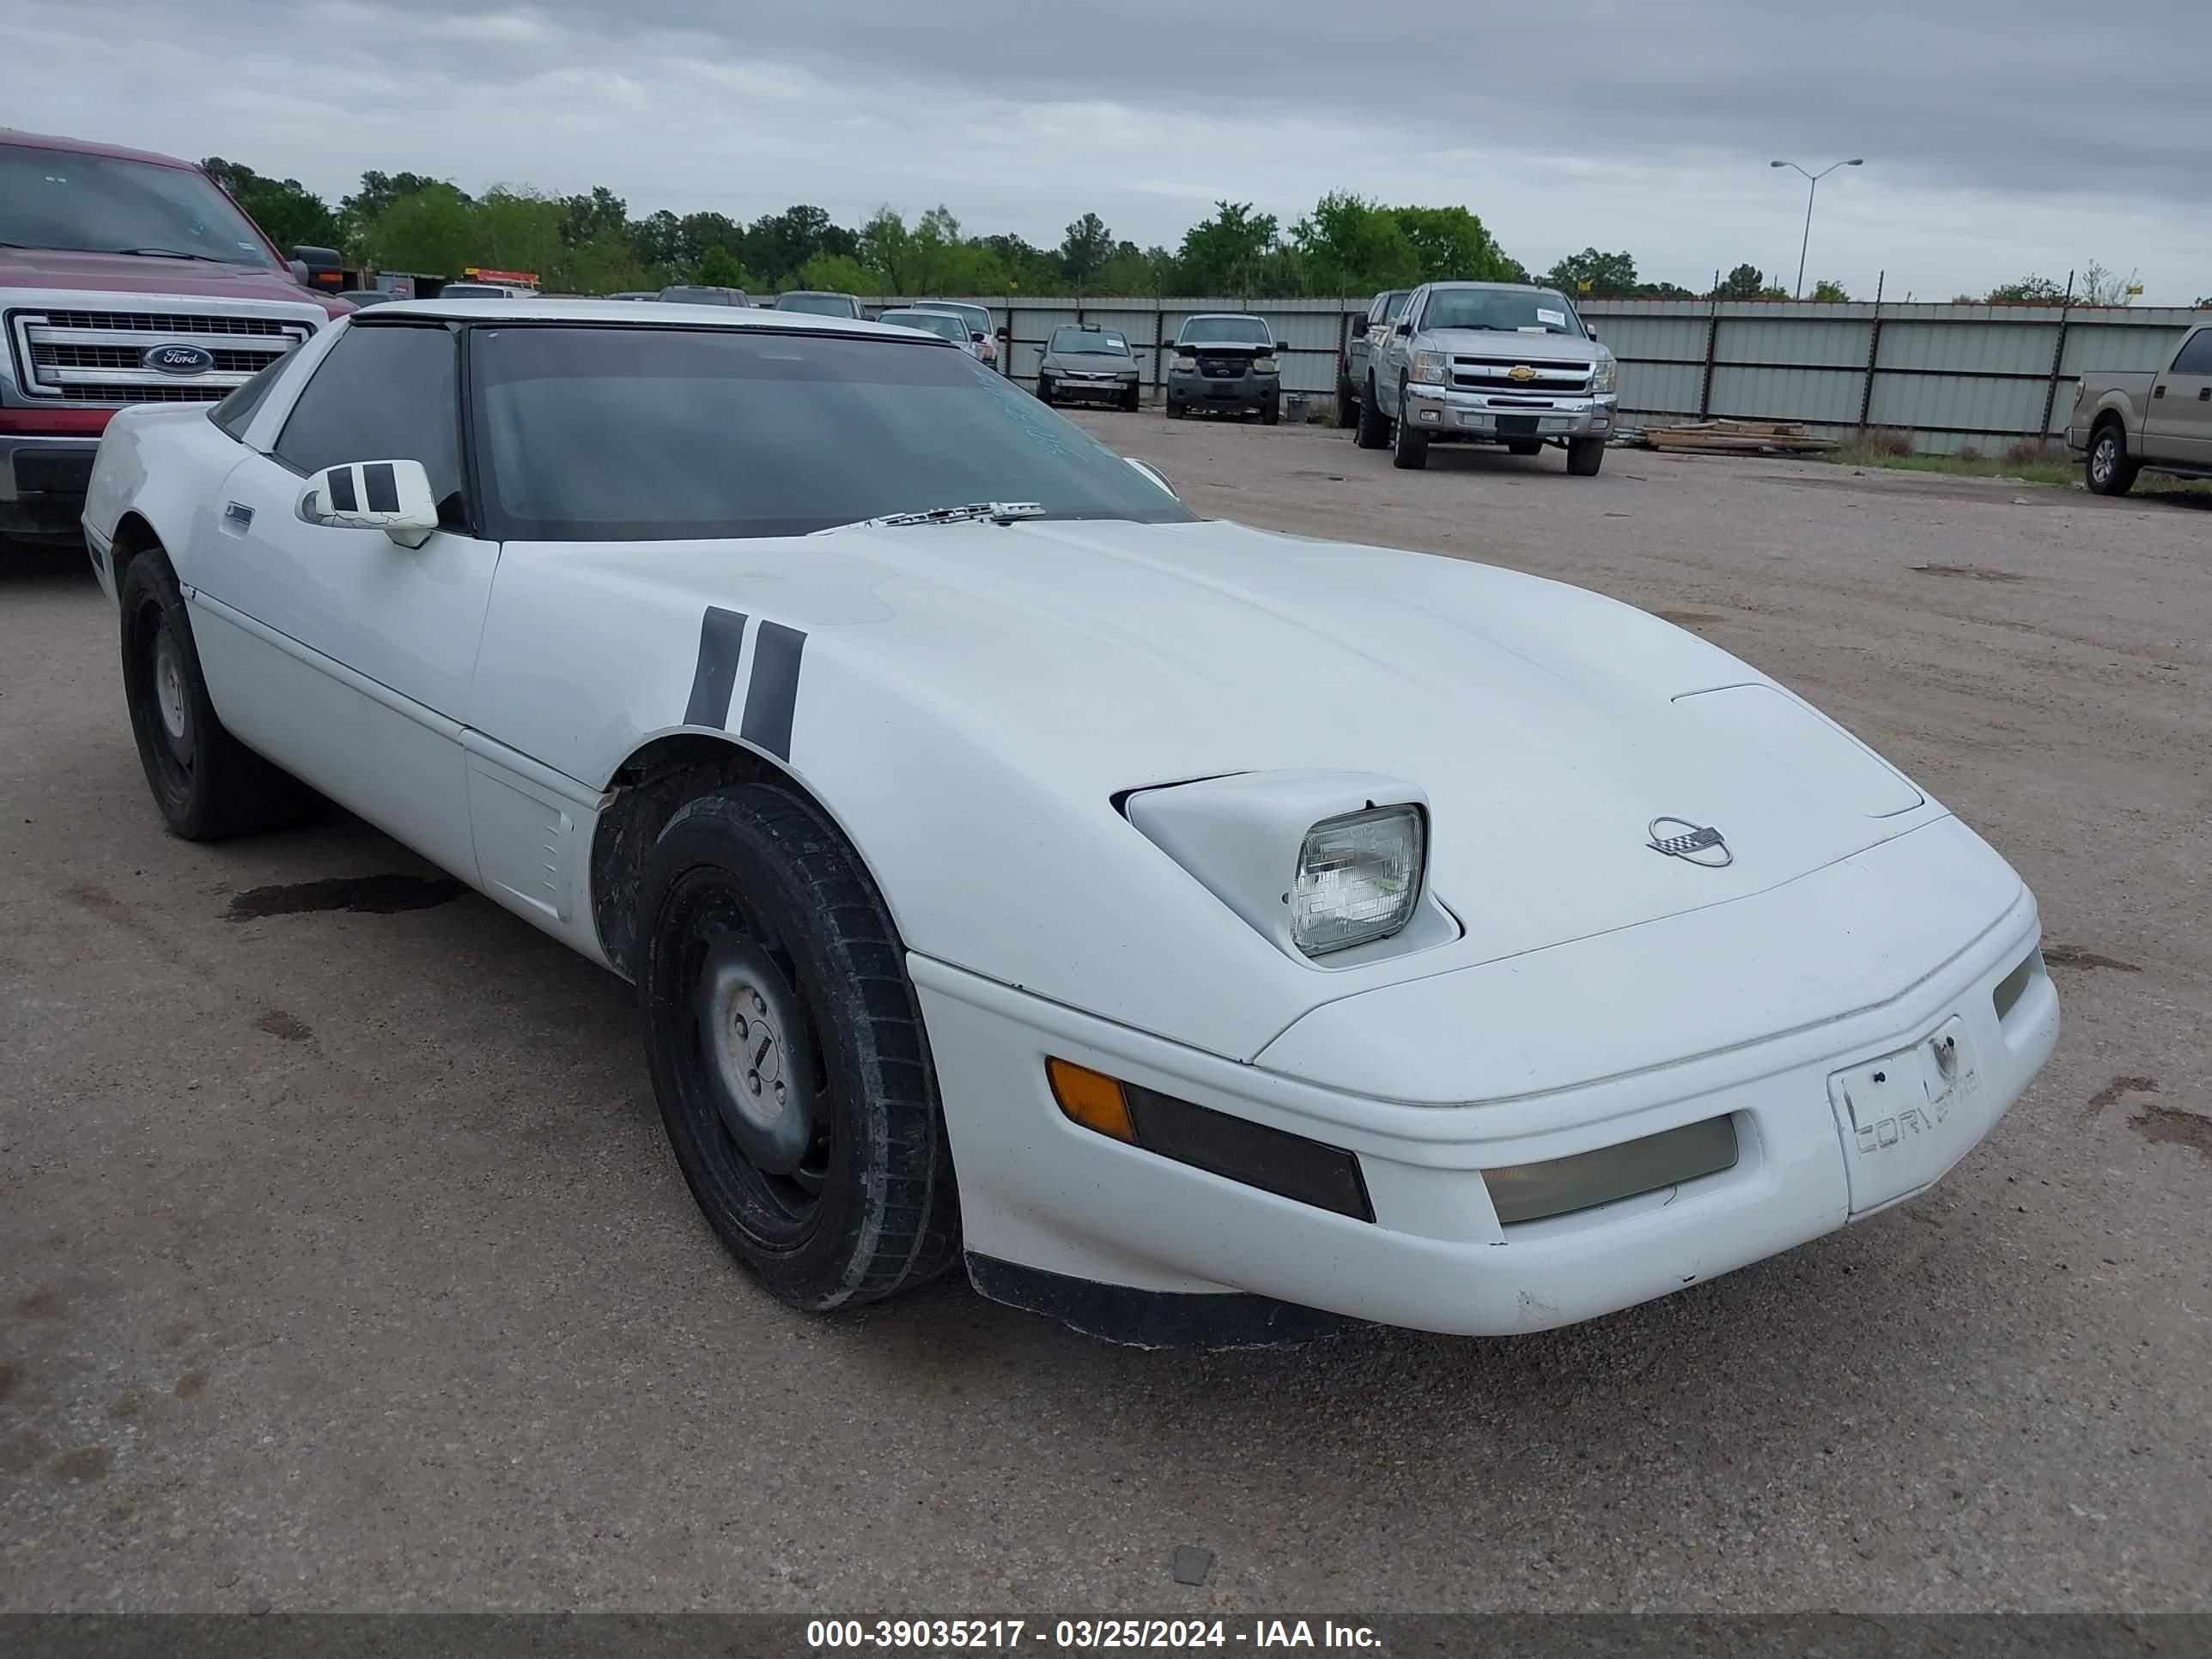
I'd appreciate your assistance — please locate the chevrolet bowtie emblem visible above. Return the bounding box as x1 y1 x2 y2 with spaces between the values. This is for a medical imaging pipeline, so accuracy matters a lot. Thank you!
1507 365 1537 382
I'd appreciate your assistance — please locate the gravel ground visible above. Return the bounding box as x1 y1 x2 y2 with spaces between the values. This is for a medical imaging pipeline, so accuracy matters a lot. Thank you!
3 418 2208 1615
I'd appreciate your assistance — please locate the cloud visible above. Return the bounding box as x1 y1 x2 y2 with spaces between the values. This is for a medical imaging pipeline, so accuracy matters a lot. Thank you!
4 0 2204 301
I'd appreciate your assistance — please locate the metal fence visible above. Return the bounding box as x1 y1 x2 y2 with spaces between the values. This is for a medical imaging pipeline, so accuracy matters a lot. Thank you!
858 294 2204 454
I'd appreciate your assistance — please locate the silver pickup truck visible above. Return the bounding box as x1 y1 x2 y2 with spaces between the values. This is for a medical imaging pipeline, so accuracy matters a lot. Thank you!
1356 282 1620 475
2069 323 2212 495
1334 288 1412 428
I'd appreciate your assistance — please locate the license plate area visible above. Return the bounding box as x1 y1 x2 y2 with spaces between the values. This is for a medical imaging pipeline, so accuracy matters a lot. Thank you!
1827 1016 1981 1212
1496 414 1540 439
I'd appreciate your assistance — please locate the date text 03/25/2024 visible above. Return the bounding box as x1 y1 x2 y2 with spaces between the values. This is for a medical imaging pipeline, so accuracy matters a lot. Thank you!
805 1618 1380 1650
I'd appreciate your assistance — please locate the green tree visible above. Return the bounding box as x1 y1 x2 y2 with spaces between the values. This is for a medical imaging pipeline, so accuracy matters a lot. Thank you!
1058 212 1116 285
860 207 914 293
695 245 751 289
362 182 477 276
1177 201 1279 295
1716 263 1770 300
1544 248 1640 298
1810 278 1851 302
558 186 628 248
1985 276 2066 304
340 170 455 255
797 252 877 294
745 204 854 287
471 186 564 280
1393 204 1520 284
1291 192 1417 295
201 158 340 253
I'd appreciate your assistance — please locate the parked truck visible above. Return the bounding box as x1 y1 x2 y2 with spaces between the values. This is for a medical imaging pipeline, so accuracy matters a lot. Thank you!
1 129 346 549
2069 323 2212 495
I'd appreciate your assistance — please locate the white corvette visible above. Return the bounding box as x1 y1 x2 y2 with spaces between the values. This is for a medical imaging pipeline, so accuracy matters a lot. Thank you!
83 300 2059 1345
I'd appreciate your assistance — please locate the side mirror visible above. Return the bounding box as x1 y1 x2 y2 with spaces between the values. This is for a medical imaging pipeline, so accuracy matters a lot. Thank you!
1275 340 1290 354
1586 324 1600 340
1396 319 1415 337
296 459 441 548
995 325 1011 339
1125 457 1177 499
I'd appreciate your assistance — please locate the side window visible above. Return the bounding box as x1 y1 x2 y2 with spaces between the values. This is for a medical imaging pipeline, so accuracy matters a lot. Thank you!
2171 331 2212 376
273 324 464 520
207 348 297 441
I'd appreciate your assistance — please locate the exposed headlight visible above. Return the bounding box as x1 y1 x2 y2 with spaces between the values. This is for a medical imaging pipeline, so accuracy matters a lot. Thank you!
1172 353 1198 370
1590 356 1618 394
1252 355 1279 374
1410 349 1448 386
1291 806 1424 957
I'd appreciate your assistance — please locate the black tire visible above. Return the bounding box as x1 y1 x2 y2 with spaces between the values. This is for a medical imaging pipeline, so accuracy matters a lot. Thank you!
1566 436 1607 477
1121 383 1141 413
1507 439 1544 457
118 549 316 841
635 782 960 1311
1164 398 1185 419
1390 378 1429 470
2085 422 2137 496
1353 375 1391 449
1261 395 1281 427
1335 378 1357 429
1036 376 1055 405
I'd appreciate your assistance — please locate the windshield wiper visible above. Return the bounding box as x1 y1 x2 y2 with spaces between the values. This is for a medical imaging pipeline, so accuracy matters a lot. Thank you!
111 246 242 264
817 501 1048 534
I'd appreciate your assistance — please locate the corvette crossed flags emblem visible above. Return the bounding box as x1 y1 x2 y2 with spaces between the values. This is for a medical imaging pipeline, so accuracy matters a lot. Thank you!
1646 817 1733 867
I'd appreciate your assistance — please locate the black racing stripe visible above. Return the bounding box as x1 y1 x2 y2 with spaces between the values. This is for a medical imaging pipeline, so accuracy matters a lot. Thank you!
738 622 806 762
325 465 358 513
683 606 749 728
361 461 398 513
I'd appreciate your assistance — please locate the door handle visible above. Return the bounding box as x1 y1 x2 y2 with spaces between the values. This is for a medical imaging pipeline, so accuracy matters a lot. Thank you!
2199 386 2210 401
2152 384 2165 398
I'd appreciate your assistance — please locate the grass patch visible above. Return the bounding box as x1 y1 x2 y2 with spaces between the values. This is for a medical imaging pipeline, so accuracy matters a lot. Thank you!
1828 442 2076 489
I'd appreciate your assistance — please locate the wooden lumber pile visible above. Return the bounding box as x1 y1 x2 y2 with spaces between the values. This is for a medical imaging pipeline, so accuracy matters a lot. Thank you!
1638 418 1839 455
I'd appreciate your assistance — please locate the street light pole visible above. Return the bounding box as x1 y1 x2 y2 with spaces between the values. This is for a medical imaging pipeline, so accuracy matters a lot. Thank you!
1771 158 1863 299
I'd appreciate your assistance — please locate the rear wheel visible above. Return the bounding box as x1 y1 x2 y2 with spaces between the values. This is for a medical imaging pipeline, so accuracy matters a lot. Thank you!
1566 436 1607 477
1354 375 1391 449
635 783 961 1311
1335 377 1357 429
2085 423 2137 495
1390 377 1429 470
118 549 316 840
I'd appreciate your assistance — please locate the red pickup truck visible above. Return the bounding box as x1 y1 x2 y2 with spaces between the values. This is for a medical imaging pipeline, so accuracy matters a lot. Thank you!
1 130 347 549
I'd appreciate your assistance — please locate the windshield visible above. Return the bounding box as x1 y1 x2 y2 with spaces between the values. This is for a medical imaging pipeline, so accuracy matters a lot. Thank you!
439 284 507 298
470 325 1192 540
1178 315 1271 346
0 143 279 268
1050 327 1129 356
916 302 989 334
877 311 969 344
1418 288 1584 336
661 287 741 305
776 293 860 317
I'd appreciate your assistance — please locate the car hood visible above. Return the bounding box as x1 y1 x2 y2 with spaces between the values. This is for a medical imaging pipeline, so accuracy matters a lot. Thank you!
518 517 1940 1005
0 247 341 313
1042 350 1135 373
1415 327 1607 362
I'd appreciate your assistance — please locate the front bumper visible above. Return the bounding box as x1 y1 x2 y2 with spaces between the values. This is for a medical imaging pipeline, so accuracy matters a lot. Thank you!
1046 372 1139 403
1401 381 1618 440
0 432 100 541
914 828 2057 1341
1166 369 1279 411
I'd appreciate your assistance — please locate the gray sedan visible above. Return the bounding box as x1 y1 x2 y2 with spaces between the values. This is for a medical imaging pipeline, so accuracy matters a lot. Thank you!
1038 325 1141 410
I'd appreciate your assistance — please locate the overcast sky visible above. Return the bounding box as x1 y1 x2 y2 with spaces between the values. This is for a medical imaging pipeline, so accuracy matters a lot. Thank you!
7 0 2205 303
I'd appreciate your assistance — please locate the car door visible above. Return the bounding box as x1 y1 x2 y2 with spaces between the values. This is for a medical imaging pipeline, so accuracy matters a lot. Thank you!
2144 327 2212 465
190 319 496 883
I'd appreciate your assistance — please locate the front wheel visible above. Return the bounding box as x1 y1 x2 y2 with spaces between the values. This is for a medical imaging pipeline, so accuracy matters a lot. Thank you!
1261 395 1281 427
1121 383 1141 412
1390 379 1429 469
1036 376 1055 405
1566 436 1607 477
1164 398 1185 419
118 550 316 840
635 783 961 1311
2085 424 2137 495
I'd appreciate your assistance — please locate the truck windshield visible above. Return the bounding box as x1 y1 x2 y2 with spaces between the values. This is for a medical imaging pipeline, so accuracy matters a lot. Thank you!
877 311 969 343
0 143 278 268
1419 289 1584 336
1179 317 1272 345
470 324 1193 540
777 294 860 316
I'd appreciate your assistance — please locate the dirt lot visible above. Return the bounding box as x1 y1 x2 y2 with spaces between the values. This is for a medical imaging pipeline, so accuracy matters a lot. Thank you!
3 417 2209 1616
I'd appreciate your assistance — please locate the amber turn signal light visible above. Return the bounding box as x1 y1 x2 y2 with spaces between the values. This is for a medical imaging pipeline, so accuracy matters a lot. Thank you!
1046 1057 1137 1143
